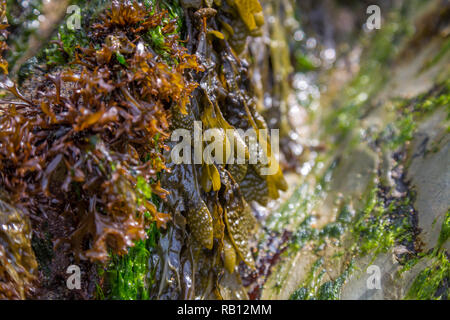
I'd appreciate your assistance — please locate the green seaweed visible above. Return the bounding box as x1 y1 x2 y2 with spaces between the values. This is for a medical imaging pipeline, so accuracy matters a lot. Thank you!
290 258 354 300
295 53 316 72
290 205 354 252
421 35 450 72
414 80 450 117
290 216 318 251
107 222 160 300
105 172 163 300
289 258 325 300
42 25 89 66
316 261 354 300
437 210 450 250
387 113 416 150
399 210 449 300
352 184 415 257
375 80 450 151
143 0 184 61
324 8 413 141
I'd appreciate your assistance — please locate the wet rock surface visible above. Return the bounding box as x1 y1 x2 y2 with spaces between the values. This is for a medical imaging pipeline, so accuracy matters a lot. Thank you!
407 110 450 252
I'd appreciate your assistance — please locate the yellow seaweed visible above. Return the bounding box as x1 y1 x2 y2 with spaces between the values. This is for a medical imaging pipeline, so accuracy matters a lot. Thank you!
233 0 264 31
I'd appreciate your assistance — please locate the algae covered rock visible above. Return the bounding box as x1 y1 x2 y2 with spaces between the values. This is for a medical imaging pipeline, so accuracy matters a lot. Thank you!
261 0 450 301
0 196 38 299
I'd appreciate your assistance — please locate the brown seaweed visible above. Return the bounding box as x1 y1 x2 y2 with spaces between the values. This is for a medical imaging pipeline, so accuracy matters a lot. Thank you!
0 0 7 75
155 0 287 299
0 1 202 266
0 195 38 299
0 0 288 299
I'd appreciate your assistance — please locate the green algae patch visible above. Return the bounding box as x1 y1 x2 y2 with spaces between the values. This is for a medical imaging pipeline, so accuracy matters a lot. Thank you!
289 258 354 300
405 251 449 300
289 258 325 300
373 80 450 153
352 185 404 256
437 210 450 250
42 25 89 67
104 174 163 300
383 113 417 151
106 223 160 300
421 37 450 72
289 204 354 252
289 215 318 251
399 211 449 300
315 261 354 300
413 80 450 117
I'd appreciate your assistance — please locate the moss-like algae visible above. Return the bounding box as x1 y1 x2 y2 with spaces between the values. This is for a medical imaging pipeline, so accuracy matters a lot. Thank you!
289 258 354 300
106 223 160 300
437 210 450 250
399 210 449 300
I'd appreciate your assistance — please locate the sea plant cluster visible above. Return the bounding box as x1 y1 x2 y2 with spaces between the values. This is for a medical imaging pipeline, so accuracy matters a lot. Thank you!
0 0 288 299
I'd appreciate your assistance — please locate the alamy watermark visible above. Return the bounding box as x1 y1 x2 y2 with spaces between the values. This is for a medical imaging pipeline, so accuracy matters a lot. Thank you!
366 5 381 30
170 121 280 176
66 5 81 30
366 265 382 290
61 4 378 178
66 265 81 290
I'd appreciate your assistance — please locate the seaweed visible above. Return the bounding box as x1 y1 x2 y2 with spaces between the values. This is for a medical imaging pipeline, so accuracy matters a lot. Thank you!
0 0 8 75
290 259 354 300
0 195 38 299
0 0 289 299
405 251 449 300
106 222 160 300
